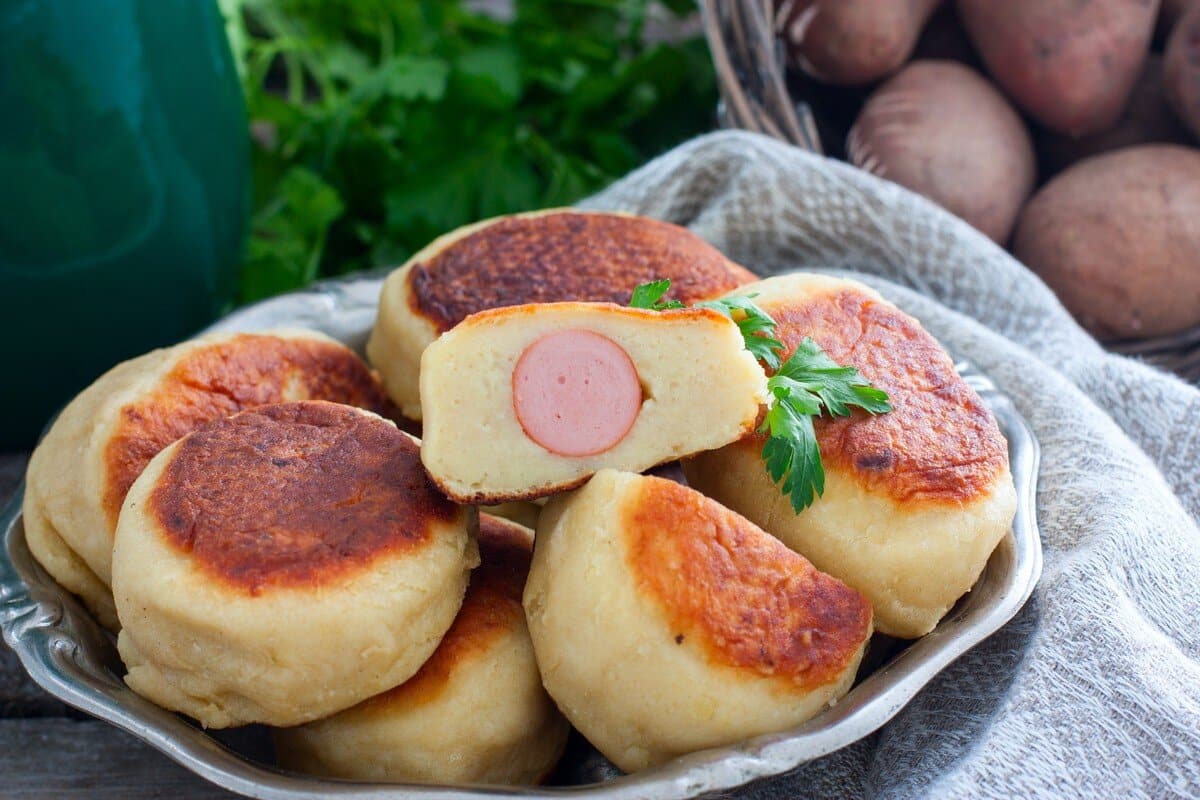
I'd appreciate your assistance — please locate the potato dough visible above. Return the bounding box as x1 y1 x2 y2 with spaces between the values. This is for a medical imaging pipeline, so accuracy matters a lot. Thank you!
366 209 756 421
113 402 477 728
525 470 872 772
274 515 567 785
684 274 1016 638
22 329 392 629
419 302 769 504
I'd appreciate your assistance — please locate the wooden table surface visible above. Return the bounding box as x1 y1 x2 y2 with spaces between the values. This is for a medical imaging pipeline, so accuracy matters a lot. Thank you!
0 452 234 799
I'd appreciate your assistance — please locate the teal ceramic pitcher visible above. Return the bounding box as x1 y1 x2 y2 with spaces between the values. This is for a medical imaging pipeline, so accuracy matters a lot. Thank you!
0 0 249 448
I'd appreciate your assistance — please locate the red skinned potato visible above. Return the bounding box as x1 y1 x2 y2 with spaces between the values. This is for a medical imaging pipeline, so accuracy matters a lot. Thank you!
1037 56 1192 175
1165 2 1200 140
780 0 943 86
1012 145 1200 340
957 0 1159 137
846 61 1035 243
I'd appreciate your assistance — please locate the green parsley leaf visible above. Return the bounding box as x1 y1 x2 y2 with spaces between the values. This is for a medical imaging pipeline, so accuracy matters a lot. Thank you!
631 279 784 362
240 166 344 302
628 279 684 310
231 0 717 300
629 280 892 514
763 338 892 512
379 55 451 103
759 389 823 514
453 44 522 110
696 294 785 371
774 338 893 417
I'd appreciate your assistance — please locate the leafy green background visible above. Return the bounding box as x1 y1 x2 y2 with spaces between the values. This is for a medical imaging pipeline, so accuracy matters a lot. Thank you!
222 0 717 302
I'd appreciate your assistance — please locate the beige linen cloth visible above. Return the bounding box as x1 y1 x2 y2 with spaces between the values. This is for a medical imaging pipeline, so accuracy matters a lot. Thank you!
580 131 1200 798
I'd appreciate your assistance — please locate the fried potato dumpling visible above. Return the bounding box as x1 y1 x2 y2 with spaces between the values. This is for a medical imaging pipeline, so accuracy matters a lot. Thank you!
22 329 392 629
524 469 872 772
684 273 1016 639
366 209 757 420
419 303 769 504
112 402 477 728
274 515 568 786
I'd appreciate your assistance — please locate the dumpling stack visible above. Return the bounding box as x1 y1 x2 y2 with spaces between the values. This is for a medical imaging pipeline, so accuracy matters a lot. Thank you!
274 514 569 785
113 401 478 729
21 210 1016 786
23 329 394 629
366 209 758 421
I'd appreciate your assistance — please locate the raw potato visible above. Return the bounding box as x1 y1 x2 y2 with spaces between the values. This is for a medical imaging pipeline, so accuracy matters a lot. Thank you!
1165 2 1200 141
1037 56 1193 175
781 0 943 86
1012 145 1200 339
112 403 478 728
957 0 1159 137
847 60 1035 243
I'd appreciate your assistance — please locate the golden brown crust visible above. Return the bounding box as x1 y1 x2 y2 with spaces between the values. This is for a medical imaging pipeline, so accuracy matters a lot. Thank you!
428 470 594 507
406 211 757 331
765 288 1008 504
455 301 728 328
104 335 392 528
148 402 456 594
623 476 871 690
360 516 531 710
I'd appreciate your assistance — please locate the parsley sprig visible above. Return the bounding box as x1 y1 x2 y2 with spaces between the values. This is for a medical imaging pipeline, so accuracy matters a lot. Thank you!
629 278 785 368
226 0 717 302
696 294 787 371
630 279 892 513
629 279 685 311
760 338 892 512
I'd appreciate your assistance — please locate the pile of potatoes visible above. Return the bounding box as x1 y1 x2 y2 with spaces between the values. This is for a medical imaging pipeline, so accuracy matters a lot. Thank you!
779 0 1200 341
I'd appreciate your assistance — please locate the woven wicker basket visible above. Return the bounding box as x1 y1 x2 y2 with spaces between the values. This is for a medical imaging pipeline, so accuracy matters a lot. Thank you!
697 0 1200 384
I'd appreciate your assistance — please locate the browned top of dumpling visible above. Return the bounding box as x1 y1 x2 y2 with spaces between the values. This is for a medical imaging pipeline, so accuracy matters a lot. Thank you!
623 476 872 691
147 402 458 594
104 334 391 528
406 211 757 331
760 287 1009 505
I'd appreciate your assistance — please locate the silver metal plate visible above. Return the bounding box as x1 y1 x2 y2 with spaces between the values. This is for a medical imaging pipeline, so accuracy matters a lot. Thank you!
0 274 1043 799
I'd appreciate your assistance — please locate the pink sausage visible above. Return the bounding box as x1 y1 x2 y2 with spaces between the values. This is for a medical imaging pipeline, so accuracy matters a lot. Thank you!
512 330 642 457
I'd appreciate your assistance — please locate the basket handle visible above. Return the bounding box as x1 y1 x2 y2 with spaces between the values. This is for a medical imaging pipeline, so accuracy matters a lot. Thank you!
698 0 823 154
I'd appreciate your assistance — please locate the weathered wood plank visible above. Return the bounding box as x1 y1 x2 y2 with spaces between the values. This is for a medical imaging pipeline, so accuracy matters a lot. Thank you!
0 451 66 716
2 453 235 795
0 647 71 718
0 718 237 798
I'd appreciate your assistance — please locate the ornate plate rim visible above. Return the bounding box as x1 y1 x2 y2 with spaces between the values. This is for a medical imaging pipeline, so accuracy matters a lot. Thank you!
0 273 1042 799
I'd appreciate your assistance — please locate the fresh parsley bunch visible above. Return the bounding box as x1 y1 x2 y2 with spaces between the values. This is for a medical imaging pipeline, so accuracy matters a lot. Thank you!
222 0 716 302
631 280 892 513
